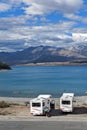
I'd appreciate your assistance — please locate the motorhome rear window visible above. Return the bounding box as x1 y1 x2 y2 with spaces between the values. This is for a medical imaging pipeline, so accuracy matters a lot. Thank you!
32 103 41 107
62 100 70 105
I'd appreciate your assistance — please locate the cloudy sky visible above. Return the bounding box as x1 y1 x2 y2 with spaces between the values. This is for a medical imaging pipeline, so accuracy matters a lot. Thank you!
0 0 87 52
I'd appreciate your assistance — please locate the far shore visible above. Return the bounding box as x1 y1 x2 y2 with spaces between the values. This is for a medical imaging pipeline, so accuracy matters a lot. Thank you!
17 62 87 66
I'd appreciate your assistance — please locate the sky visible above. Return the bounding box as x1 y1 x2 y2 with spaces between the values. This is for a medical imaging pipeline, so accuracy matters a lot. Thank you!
0 0 87 52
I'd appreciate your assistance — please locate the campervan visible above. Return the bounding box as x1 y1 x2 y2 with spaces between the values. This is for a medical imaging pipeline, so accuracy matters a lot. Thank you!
60 93 74 113
30 94 54 115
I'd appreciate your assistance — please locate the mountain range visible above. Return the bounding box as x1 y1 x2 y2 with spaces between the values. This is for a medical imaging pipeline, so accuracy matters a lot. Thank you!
0 45 87 65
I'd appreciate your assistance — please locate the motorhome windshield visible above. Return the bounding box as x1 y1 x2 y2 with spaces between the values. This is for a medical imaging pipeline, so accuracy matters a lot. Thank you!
62 100 70 105
32 103 41 107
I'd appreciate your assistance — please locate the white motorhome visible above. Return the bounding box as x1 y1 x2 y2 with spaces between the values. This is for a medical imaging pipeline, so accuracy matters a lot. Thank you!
60 93 74 113
30 94 53 115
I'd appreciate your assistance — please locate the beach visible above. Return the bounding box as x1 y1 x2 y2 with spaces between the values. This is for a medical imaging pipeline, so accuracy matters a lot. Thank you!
0 96 87 121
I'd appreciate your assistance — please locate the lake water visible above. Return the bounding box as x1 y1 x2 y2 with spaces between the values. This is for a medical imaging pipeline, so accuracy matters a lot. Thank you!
0 65 87 97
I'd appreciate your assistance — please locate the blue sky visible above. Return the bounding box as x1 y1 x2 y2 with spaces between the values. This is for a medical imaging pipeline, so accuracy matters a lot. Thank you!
0 0 87 52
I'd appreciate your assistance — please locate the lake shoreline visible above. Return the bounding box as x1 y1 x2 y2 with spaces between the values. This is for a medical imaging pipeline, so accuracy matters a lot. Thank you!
17 62 87 66
0 95 87 105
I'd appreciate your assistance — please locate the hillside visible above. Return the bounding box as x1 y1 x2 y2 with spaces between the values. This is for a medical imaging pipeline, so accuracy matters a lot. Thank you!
0 45 87 65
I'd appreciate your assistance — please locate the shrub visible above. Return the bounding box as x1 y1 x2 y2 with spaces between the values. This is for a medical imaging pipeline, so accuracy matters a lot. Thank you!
0 101 10 108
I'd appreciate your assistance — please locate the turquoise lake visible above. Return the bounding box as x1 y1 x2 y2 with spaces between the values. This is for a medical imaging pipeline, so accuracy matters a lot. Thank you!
0 65 87 97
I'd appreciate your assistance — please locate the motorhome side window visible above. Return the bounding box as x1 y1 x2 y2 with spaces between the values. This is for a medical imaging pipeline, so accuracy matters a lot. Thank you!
32 103 41 107
62 100 70 105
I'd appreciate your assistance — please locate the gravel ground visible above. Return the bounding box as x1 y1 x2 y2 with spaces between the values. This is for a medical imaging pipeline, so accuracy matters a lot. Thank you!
0 96 87 121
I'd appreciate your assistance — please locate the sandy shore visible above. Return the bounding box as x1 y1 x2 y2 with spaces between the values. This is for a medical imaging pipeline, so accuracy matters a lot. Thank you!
0 96 87 121
18 62 87 66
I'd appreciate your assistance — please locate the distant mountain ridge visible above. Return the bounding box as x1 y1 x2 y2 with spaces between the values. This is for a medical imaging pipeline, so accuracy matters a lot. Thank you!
0 45 87 65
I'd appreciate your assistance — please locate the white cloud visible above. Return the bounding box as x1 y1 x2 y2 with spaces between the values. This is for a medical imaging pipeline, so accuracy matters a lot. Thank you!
0 18 75 51
0 0 86 52
0 2 11 12
55 0 83 14
64 13 81 21
0 20 87 52
64 13 87 24
72 27 87 34
72 33 87 43
0 47 15 52
0 0 84 21
22 0 83 15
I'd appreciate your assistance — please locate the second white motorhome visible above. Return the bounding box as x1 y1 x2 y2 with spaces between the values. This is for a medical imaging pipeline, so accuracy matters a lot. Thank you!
60 93 74 113
30 94 54 115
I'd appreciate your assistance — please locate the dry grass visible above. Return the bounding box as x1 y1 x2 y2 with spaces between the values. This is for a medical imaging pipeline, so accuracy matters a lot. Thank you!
0 104 30 116
0 111 11 115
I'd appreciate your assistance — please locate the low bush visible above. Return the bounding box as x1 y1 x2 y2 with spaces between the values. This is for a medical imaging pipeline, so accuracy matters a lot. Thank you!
0 101 10 108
